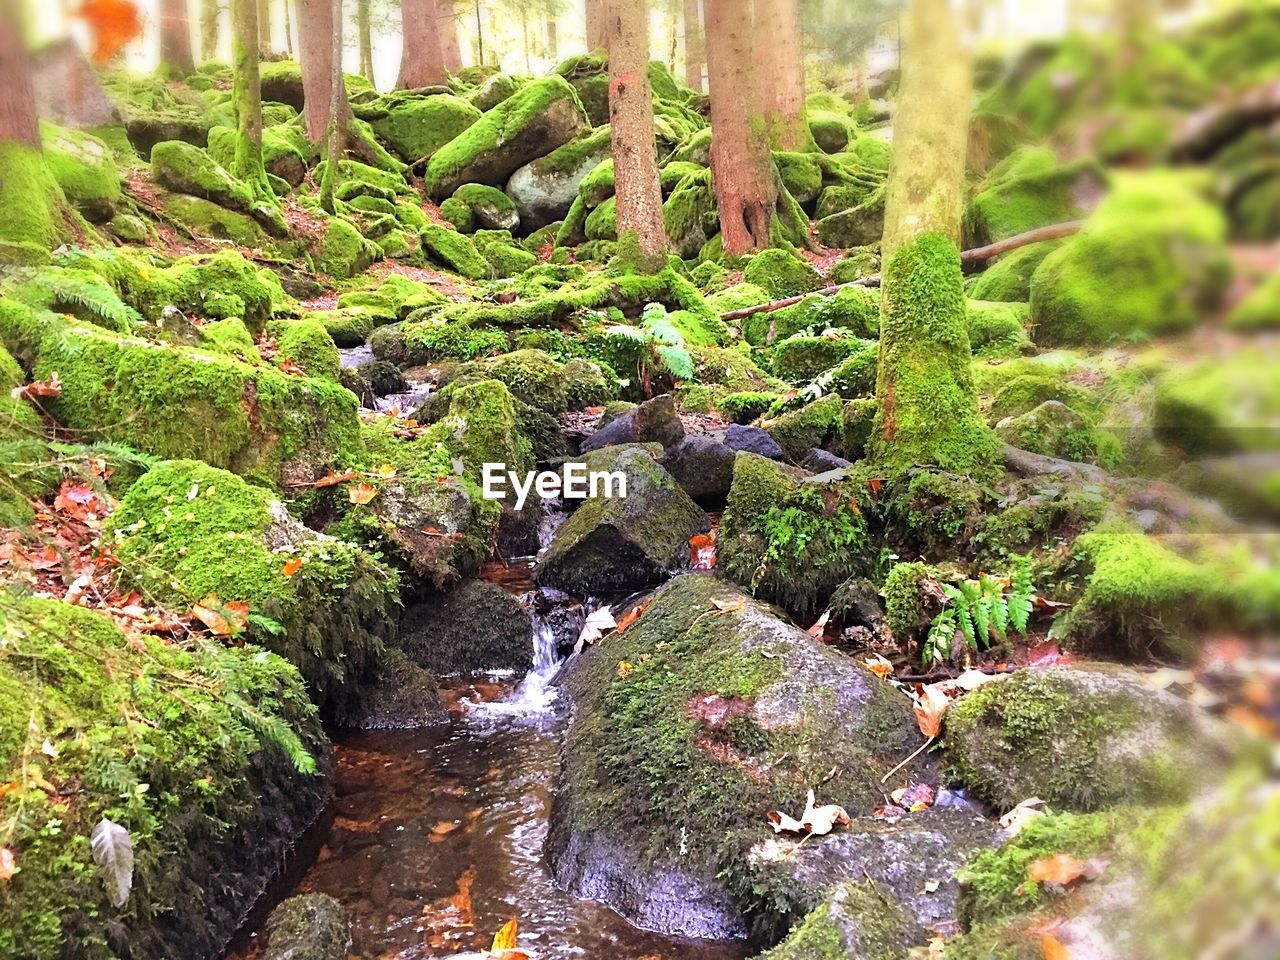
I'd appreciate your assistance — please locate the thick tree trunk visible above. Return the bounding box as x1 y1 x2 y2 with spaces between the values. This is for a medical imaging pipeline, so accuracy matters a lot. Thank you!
606 0 666 260
705 0 775 255
682 0 702 91
757 0 810 150
201 0 220 61
871 0 992 477
231 0 270 195
0 5 40 146
398 0 446 88
319 0 344 212
160 0 196 72
585 0 608 51
357 0 373 82
440 4 462 70
880 0 974 261
296 0 351 145
257 0 271 55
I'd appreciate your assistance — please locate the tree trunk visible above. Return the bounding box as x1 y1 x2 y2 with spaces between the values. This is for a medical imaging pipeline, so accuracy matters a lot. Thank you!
473 0 484 64
705 0 775 255
880 0 974 261
319 0 344 212
232 0 271 196
282 0 293 55
0 5 39 147
440 3 462 70
521 11 531 74
160 0 196 71
357 0 373 82
682 0 702 91
585 0 608 51
201 0 220 61
606 0 666 261
258 0 271 55
398 0 446 88
757 0 810 150
296 0 351 146
870 0 992 478
545 15 557 60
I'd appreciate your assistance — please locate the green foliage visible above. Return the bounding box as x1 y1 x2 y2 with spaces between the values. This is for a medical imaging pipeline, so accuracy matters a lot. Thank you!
12 268 140 333
924 556 1036 665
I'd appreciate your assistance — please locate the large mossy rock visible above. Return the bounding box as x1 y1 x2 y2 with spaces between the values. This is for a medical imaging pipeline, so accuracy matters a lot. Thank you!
425 75 591 200
369 93 482 163
580 393 684 452
40 123 122 223
343 648 447 729
962 147 1105 248
945 666 1240 813
112 460 397 719
263 894 351 960
27 321 361 487
1152 347 1280 457
1029 173 1231 346
548 574 955 941
398 580 533 674
0 595 332 960
150 139 254 213
535 446 707 593
505 126 613 231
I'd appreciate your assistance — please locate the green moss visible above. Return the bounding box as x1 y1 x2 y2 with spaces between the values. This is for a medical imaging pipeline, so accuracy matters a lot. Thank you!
40 123 122 222
267 317 341 380
1029 173 1230 346
317 217 380 279
313 157 408 197
370 94 481 163
966 300 1031 357
0 595 328 960
808 109 856 153
761 881 908 960
882 562 927 641
963 148 1104 247
199 316 259 358
743 248 822 300
0 140 76 250
150 139 254 212
967 241 1062 302
1152 348 1280 456
870 233 999 478
828 247 880 285
767 394 845 461
717 391 779 424
817 339 880 398
420 223 490 279
438 197 474 232
817 185 884 248
663 167 718 260
162 193 266 246
310 308 375 347
472 229 537 277
10 267 140 333
584 195 618 241
453 183 518 229
772 334 861 384
1226 271 1280 330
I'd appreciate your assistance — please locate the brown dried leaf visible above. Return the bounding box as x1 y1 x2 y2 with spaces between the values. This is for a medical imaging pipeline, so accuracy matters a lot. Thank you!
191 594 249 636
1027 853 1088 886
347 482 378 505
913 683 952 739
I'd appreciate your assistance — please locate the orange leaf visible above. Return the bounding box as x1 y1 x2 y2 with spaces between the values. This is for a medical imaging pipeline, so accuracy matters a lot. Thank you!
912 683 951 739
191 594 249 636
491 916 519 951
0 847 14 882
615 599 649 634
279 358 305 376
312 469 355 488
347 482 378 505
282 557 303 578
11 371 63 400
868 477 882 498
1041 935 1071 960
690 531 716 569
76 0 143 63
616 660 633 678
710 596 744 613
1027 853 1087 886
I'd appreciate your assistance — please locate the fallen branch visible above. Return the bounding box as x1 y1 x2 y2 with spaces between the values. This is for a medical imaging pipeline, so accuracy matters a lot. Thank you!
1000 443 1109 482
719 220 1085 323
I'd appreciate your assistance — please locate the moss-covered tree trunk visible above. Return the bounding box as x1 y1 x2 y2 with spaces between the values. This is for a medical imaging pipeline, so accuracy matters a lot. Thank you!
757 0 813 151
201 0 221 60
231 0 274 199
606 0 667 261
257 0 271 54
357 0 373 81
879 0 973 261
706 0 776 256
585 0 608 51
397 0 446 88
870 0 992 477
319 0 344 213
160 0 196 72
682 0 702 91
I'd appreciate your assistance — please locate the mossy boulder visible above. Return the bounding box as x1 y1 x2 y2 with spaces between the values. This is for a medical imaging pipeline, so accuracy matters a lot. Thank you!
369 94 482 163
1152 348 1280 456
150 139 254 212
0 596 331 960
30 323 362 487
266 317 341 380
580 393 684 452
548 574 940 941
317 217 381 279
966 300 1031 356
420 223 490 279
817 186 885 249
1029 174 1231 345
506 125 614 231
472 229 537 277
113 460 396 718
945 666 1240 812
398 580 533 675
262 894 351 960
438 196 474 232
535 446 707 593
744 247 823 299
809 109 857 153
1226 270 1280 330
963 148 1106 247
162 193 266 246
967 240 1062 302
452 182 520 231
995 400 1095 460
663 167 719 259
425 75 590 200
773 334 862 384
41 123 122 222
756 882 910 960
344 648 447 730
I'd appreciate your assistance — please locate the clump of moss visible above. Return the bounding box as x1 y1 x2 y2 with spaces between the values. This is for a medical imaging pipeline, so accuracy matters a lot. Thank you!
966 300 1031 357
420 223 490 279
317 217 381 279
883 561 928 642
967 241 1063 303
717 391 780 424
1152 348 1280 457
40 123 122 222
266 317 341 380
744 247 823 299
772 333 861 384
1226 271 1280 330
760 881 909 960
0 140 78 251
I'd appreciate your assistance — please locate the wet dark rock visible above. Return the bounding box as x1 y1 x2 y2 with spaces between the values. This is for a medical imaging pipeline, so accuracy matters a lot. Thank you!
263 893 351 960
372 479 492 593
725 423 784 460
536 447 707 594
345 649 448 730
548 574 938 942
398 580 534 675
580 394 684 453
829 577 886 634
801 447 852 473
496 500 543 557
356 358 407 397
659 435 736 502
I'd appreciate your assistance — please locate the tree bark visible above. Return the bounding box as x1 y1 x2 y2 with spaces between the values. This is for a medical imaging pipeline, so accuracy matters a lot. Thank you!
160 0 196 71
319 0 344 212
296 0 352 146
607 0 666 260
357 0 373 82
201 0 220 61
682 0 702 91
705 0 775 256
282 0 293 55
546 15 557 60
880 0 974 261
398 0 446 88
585 0 608 51
757 0 809 150
440 3 462 70
0 4 39 146
257 0 271 55
232 0 271 195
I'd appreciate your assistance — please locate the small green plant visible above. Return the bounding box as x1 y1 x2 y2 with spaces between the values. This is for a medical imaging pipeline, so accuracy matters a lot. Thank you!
924 555 1037 664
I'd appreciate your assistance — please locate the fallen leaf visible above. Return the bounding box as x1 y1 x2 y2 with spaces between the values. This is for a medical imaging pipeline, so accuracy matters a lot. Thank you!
347 482 378 505
890 782 934 810
690 531 716 569
927 934 946 959
952 668 998 691
11 371 63 400
0 847 15 882
999 797 1048 835
1041 934 1071 960
370 463 397 478
807 608 832 638
614 598 649 634
279 358 305 376
312 469 356 488
191 594 249 636
281 557 303 578
864 653 894 679
767 788 850 836
616 660 633 678
576 606 616 651
711 596 744 613
913 683 952 739
1027 853 1088 886
491 916 519 951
